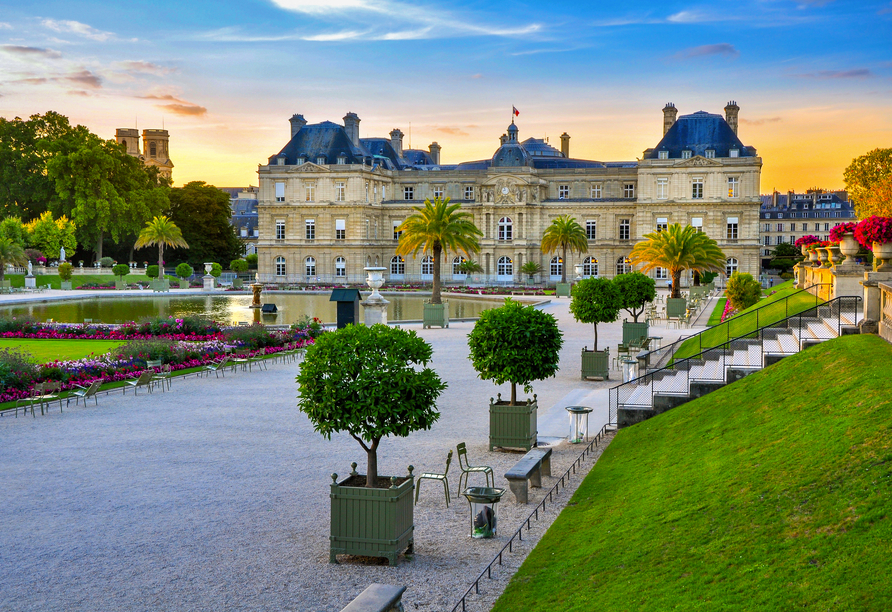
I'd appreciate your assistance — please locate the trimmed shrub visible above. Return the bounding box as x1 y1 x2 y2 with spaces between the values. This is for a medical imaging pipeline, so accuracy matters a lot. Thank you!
146 265 160 279
176 263 194 279
58 262 73 281
99 256 114 268
112 264 130 279
726 272 762 311
230 259 249 273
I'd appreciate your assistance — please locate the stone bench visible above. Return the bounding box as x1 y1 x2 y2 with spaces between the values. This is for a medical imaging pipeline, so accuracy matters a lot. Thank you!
341 583 407 612
504 447 552 504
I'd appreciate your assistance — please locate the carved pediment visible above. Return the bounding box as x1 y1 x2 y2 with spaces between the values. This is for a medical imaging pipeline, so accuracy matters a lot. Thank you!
293 162 330 173
480 176 532 204
674 156 722 168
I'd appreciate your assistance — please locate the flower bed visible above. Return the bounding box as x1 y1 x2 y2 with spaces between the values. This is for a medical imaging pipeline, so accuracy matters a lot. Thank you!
0 315 223 340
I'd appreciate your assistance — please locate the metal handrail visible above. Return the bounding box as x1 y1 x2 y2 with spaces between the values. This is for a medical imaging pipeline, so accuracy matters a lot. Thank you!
609 295 861 426
450 425 610 612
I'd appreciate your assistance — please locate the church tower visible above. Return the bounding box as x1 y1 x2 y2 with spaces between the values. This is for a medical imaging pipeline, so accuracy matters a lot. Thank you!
115 128 141 156
141 129 174 180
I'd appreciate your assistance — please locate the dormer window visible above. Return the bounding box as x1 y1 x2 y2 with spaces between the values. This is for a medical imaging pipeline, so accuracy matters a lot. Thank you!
316 156 326 165
729 148 739 158
297 157 305 165
658 150 668 160
705 149 715 159
276 157 285 166
337 155 347 165
682 150 692 159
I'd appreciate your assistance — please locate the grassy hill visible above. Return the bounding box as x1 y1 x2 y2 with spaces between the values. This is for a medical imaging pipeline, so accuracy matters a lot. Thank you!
493 334 892 611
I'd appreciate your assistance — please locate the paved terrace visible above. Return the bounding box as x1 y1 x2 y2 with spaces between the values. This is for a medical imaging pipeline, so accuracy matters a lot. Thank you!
0 291 711 611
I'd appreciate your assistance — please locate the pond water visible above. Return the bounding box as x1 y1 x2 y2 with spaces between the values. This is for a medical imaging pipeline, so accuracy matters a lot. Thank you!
0 293 500 326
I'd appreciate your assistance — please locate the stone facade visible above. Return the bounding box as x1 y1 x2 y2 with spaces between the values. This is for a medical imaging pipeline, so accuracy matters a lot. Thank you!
256 104 762 285
115 128 174 181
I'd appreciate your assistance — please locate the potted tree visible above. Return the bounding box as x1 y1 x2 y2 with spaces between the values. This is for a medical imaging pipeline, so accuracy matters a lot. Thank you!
613 271 656 344
112 263 129 290
58 262 73 290
176 263 194 289
230 258 249 288
541 215 587 297
468 299 563 451
210 262 223 288
296 324 446 566
396 197 482 329
570 277 621 380
520 260 543 284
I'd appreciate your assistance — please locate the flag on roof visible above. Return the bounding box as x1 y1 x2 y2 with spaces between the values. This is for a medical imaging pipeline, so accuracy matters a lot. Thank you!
513 106 520 117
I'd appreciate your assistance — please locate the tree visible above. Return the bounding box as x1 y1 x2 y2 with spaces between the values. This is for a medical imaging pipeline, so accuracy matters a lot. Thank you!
457 259 483 275
726 272 762 311
297 324 446 488
210 262 223 279
520 260 543 283
613 271 656 323
397 197 482 304
58 262 72 282
0 217 28 247
629 224 726 299
134 215 189 273
166 182 243 267
230 259 248 273
540 215 588 283
468 299 563 405
857 174 892 218
25 211 76 260
844 148 892 217
176 263 194 280
112 264 130 280
245 253 258 269
773 242 801 258
569 277 621 351
0 237 27 282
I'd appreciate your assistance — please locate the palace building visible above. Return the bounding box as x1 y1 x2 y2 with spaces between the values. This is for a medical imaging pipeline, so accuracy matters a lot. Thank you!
255 103 762 286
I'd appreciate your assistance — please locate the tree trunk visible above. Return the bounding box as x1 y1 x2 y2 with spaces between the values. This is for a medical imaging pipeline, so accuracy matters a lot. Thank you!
593 322 599 351
94 231 103 262
561 243 567 283
510 382 517 406
693 270 701 286
671 269 682 299
431 242 442 304
158 244 164 278
366 438 381 488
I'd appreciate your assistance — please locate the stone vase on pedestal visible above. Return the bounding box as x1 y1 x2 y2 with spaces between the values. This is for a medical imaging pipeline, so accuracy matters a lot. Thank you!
808 250 820 267
827 245 843 268
202 262 215 291
817 247 831 268
361 267 389 326
873 242 892 272
838 233 860 268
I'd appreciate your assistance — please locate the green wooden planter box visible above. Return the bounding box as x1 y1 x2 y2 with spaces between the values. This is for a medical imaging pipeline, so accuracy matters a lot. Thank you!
179 279 190 289
60 281 72 291
622 320 649 344
423 301 449 329
151 280 170 292
233 278 244 289
666 297 688 318
115 280 126 290
489 395 537 451
581 348 610 380
329 466 415 566
555 283 572 297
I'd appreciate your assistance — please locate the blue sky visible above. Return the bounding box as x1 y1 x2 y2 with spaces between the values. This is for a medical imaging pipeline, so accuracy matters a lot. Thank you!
1 0 890 189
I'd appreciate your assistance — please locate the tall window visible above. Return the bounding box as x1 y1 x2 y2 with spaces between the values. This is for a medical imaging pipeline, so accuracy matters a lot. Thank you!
729 149 739 158
692 217 703 233
585 220 597 240
656 217 668 232
550 256 562 278
656 177 668 200
316 156 326 165
705 149 715 159
393 221 403 240
682 150 692 159
623 183 635 198
763 236 770 246
335 181 346 202
275 182 285 202
433 185 445 199
335 219 346 240
558 185 570 199
421 256 434 276
498 217 513 241
582 256 598 277
305 219 315 240
618 218 630 240
727 216 739 240
658 150 668 159
275 220 285 240
390 256 405 276
365 181 369 202
453 256 466 275
726 257 739 276
616 256 630 275
497 256 513 277
591 184 602 199
776 223 784 232
305 256 316 276
150 142 157 157
335 257 346 277
337 155 346 165
464 186 474 200
297 157 305 165
692 178 704 199
305 182 315 202
275 257 286 276
655 267 668 280
728 176 739 198
404 186 414 200
763 223 771 232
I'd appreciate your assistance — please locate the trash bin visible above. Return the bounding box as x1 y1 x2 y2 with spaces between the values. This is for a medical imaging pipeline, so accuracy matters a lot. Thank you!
462 487 505 539
565 405 593 444
330 288 361 329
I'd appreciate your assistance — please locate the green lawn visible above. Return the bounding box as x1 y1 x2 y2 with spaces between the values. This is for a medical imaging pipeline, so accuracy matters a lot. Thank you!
706 297 727 326
3 273 177 289
0 339 125 362
493 334 892 611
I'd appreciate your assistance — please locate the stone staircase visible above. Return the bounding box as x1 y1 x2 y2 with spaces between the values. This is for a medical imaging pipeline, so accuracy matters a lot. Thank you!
609 296 862 427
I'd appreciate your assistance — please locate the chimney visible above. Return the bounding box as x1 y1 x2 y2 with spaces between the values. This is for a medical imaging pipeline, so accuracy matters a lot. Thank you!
499 133 508 145
343 112 360 147
724 101 740 135
772 190 778 208
560 132 570 158
289 114 307 139
390 128 404 157
662 103 678 136
428 142 441 165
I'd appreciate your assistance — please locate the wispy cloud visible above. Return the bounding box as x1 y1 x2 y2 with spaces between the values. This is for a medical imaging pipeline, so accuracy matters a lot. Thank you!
0 22 13 30
667 10 736 24
41 19 132 42
675 43 739 60
301 30 368 42
65 69 102 88
138 93 191 103
0 45 62 59
795 68 872 79
116 61 176 75
67 90 91 96
158 103 207 116
9 68 102 88
432 126 469 136
740 116 782 126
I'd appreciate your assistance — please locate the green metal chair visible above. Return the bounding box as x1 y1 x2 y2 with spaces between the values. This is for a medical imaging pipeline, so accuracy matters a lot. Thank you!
456 442 494 491
415 450 453 507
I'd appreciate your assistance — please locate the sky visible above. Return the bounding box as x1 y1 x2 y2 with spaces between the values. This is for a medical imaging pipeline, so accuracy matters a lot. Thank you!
1 0 890 192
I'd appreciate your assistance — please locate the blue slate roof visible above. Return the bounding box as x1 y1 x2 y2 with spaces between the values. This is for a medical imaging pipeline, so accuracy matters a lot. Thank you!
644 111 754 159
271 121 368 165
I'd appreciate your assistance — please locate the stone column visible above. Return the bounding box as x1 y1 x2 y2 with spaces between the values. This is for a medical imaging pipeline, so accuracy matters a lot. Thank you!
862 271 892 322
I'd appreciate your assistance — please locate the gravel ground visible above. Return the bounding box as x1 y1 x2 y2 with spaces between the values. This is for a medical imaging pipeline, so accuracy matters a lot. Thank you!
0 293 707 612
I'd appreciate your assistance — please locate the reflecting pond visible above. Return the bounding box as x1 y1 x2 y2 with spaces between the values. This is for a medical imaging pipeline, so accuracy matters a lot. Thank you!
0 293 501 325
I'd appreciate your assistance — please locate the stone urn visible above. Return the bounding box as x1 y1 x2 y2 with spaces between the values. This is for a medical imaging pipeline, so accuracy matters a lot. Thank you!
838 233 860 268
361 267 389 326
817 247 831 268
827 245 843 267
800 244 810 258
808 250 820 267
365 266 386 301
873 241 892 272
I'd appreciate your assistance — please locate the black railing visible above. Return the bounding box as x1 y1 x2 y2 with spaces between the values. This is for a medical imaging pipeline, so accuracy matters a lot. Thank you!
609 295 861 426
450 425 610 612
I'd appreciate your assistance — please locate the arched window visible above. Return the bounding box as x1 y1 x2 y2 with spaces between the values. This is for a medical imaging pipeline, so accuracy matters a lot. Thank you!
498 217 513 241
335 256 346 278
497 256 513 279
421 255 434 277
391 255 405 276
149 142 157 157
550 256 563 279
453 256 466 276
583 256 598 277
616 256 630 276
275 256 286 276
121 139 127 149
305 256 316 277
726 257 739 277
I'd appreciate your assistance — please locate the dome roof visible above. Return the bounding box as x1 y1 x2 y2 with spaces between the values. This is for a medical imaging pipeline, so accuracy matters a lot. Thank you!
491 143 531 167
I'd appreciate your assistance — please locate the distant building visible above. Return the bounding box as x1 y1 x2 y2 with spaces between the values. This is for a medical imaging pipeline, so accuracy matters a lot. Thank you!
114 128 174 180
220 187 259 256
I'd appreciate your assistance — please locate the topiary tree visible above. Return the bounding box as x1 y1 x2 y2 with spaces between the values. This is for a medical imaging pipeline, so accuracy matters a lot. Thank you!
245 253 258 269
297 324 446 488
146 265 160 279
520 260 543 283
468 299 563 406
112 263 129 280
570 276 621 351
230 259 248 273
99 256 114 268
210 262 222 278
725 272 762 311
612 271 656 323
176 263 194 280
57 262 73 282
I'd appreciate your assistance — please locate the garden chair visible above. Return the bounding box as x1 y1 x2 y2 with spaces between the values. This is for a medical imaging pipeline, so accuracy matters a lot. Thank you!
231 350 251 372
32 381 63 415
13 398 34 418
415 450 453 507
247 350 268 371
151 363 173 391
614 342 630 369
456 442 494 491
123 370 155 395
67 380 101 407
203 356 231 378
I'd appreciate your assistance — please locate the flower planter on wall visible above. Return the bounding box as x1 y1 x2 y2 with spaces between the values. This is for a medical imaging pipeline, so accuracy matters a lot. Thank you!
489 395 537 451
555 283 572 297
423 301 449 329
622 320 649 345
666 297 687 318
581 347 609 381
329 467 415 566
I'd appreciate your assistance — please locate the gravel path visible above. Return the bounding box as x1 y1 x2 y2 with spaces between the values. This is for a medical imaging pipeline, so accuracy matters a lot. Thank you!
0 294 706 611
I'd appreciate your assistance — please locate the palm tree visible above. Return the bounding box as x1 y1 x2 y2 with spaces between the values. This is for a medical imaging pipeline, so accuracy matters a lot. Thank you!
540 215 588 283
134 215 189 276
0 237 27 283
396 197 482 304
629 223 726 299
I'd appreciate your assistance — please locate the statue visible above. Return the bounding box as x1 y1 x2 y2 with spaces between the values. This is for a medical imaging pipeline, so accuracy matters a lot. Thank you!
250 282 263 308
27 261 33 276
59 246 65 262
